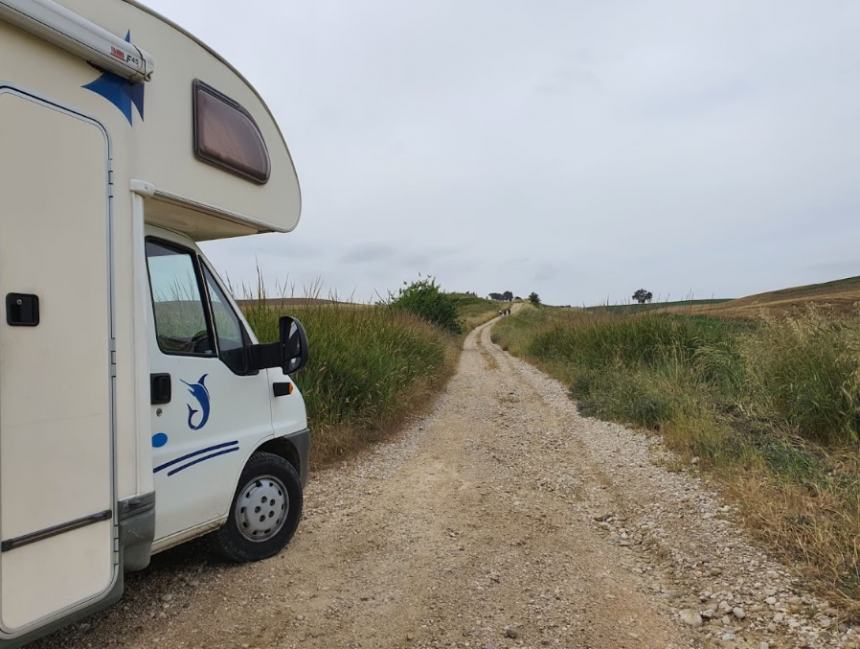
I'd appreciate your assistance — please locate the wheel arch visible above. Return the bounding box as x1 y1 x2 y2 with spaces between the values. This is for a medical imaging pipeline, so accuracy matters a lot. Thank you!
251 429 310 487
255 437 301 475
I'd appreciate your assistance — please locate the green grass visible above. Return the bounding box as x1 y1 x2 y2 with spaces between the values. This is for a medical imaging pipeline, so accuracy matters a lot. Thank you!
243 301 458 466
741 313 860 445
493 305 860 612
447 292 508 330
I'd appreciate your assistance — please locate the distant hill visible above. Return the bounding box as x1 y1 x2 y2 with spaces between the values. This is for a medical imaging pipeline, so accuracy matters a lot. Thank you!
690 275 860 317
238 276 860 319
582 275 860 318
643 276 860 318
237 297 365 308
586 298 730 314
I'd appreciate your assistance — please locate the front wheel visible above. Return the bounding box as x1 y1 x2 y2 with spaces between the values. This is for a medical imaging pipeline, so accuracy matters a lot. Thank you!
211 452 303 562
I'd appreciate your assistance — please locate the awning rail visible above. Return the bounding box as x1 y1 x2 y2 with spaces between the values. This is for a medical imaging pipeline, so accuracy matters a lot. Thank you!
0 0 153 82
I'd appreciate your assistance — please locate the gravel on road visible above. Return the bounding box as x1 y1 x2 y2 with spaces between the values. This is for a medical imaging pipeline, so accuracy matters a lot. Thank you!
35 316 860 649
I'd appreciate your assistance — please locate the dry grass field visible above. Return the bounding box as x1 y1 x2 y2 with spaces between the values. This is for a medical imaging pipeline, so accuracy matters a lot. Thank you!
672 275 860 318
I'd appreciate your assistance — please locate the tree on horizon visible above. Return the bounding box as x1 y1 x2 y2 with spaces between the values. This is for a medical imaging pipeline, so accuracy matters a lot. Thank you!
632 288 653 304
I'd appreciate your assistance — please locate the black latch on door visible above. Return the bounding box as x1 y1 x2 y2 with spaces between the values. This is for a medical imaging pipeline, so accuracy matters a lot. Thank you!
151 373 172 405
6 293 39 326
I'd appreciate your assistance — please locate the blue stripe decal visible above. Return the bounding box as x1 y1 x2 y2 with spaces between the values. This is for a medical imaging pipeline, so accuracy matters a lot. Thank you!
154 440 238 474
167 447 240 477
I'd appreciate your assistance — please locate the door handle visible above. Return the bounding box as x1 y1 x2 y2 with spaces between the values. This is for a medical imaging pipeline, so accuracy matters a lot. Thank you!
150 373 171 405
6 293 39 326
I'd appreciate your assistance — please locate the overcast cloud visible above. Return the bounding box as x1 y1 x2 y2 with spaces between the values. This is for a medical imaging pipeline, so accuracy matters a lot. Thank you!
146 0 860 305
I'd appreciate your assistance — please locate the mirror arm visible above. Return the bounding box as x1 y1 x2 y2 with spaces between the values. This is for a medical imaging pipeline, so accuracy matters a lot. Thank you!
247 341 282 371
246 316 307 374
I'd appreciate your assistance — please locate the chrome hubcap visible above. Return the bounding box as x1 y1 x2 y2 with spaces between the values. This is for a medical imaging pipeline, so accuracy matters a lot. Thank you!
235 475 289 542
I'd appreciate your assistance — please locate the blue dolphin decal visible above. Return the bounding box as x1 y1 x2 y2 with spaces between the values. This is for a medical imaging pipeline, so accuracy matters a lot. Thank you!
181 374 210 430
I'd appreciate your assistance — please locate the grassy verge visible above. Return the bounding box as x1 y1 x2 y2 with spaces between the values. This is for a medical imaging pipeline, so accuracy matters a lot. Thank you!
493 305 860 613
244 301 458 467
448 292 510 330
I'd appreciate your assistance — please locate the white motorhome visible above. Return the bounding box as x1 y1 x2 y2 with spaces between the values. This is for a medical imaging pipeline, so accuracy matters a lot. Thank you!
0 0 310 644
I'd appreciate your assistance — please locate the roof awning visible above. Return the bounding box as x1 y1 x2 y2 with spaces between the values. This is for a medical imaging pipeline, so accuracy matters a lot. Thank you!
0 0 153 82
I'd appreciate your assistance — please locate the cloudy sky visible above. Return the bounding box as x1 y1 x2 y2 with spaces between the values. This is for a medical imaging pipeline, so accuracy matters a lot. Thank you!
147 0 860 305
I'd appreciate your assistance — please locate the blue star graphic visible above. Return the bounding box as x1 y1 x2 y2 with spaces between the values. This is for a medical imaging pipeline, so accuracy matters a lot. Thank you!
83 31 144 125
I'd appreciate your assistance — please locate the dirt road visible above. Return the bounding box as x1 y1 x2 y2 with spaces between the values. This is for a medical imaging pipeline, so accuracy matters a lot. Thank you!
38 317 857 649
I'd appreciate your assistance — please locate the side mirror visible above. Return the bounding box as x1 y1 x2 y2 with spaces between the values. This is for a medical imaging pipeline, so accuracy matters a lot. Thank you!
278 315 309 374
247 315 309 374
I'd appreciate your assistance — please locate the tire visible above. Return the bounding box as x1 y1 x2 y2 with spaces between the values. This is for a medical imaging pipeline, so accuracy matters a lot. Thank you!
211 451 303 562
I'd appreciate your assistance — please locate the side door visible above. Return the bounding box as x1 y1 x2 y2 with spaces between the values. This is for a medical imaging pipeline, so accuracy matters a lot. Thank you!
144 235 273 543
0 90 116 633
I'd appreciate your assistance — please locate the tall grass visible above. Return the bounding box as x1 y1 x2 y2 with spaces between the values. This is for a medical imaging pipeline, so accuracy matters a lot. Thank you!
742 313 860 445
447 292 506 330
243 300 457 465
493 305 860 611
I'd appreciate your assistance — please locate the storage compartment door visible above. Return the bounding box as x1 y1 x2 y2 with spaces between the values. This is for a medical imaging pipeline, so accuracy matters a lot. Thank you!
0 91 116 633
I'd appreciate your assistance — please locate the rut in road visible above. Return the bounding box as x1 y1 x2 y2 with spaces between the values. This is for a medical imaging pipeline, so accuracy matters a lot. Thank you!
39 317 857 649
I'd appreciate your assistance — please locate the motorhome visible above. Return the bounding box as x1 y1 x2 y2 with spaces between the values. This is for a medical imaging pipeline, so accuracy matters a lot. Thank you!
0 0 310 644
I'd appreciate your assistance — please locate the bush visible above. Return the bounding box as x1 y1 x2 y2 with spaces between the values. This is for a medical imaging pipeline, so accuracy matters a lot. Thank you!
391 278 462 333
